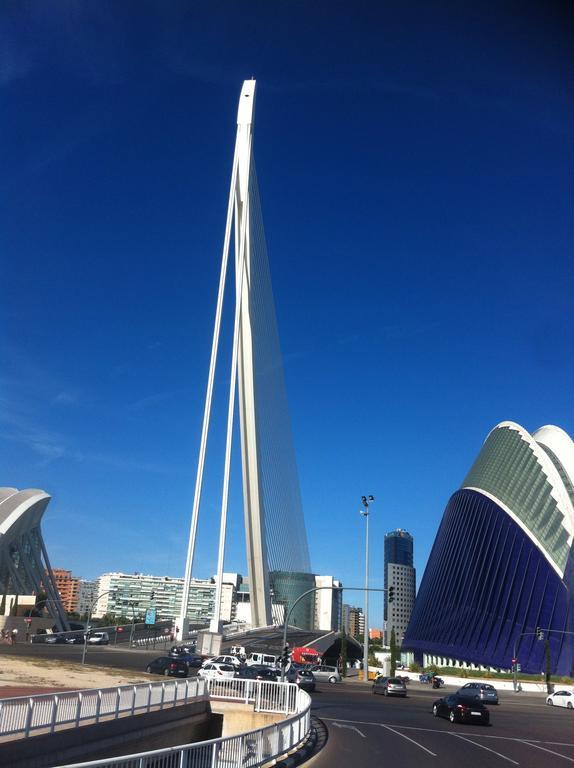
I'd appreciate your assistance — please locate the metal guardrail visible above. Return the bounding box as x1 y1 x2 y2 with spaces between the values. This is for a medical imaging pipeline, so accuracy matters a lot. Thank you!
56 682 311 768
0 677 207 739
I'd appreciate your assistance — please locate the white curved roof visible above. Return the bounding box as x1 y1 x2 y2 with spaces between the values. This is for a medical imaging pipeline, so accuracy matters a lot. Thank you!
462 421 574 577
0 487 51 538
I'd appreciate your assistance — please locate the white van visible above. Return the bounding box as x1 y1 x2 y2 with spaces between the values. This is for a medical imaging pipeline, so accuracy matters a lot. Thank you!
230 645 246 658
87 631 109 645
245 652 277 667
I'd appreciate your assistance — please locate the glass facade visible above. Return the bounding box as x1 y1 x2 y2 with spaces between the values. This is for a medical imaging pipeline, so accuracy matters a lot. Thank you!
270 571 315 630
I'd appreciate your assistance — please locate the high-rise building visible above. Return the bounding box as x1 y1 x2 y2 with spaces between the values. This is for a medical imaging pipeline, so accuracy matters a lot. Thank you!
403 422 574 676
93 572 238 625
384 529 416 645
76 579 98 617
343 604 364 637
52 568 80 613
313 576 342 631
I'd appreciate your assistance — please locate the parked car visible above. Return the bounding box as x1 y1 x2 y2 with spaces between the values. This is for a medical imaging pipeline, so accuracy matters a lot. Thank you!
87 631 109 645
235 665 278 681
285 668 315 692
198 663 236 680
457 682 499 704
309 665 341 684
372 677 407 697
146 657 188 677
170 644 196 656
172 652 203 668
202 655 242 668
432 694 490 725
44 634 66 644
546 689 574 709
65 633 85 644
245 652 278 668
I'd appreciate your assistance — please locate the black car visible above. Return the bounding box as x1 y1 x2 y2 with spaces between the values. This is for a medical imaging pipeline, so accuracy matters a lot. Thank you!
170 644 196 656
170 652 203 668
146 657 188 677
240 664 281 683
432 694 490 725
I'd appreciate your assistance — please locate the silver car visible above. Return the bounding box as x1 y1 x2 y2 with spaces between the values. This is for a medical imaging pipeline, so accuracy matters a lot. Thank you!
372 676 407 696
457 682 499 704
310 665 341 684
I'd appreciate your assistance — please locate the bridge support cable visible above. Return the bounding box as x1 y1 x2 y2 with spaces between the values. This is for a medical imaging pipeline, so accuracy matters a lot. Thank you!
178 135 240 637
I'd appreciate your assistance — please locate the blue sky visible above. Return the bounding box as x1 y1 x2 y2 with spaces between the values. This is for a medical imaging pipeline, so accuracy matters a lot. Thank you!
1 2 573 626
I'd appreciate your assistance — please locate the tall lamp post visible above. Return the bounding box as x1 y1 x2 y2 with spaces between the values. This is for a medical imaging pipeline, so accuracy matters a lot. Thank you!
360 494 374 684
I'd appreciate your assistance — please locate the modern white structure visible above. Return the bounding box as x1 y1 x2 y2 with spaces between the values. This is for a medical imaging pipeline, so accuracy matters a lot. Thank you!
179 80 311 635
314 576 343 631
0 488 68 630
94 572 238 625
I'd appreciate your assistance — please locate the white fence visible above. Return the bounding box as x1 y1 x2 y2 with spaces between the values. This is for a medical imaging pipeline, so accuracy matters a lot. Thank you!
0 677 207 739
56 682 311 768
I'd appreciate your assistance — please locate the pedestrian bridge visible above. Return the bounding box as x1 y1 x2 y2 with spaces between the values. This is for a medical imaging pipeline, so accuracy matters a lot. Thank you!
0 677 312 768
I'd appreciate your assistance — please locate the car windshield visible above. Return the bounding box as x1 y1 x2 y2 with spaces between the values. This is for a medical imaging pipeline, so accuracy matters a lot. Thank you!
389 678 403 684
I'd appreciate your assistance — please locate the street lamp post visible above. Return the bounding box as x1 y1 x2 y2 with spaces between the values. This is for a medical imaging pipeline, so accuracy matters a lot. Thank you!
82 589 117 665
360 495 374 684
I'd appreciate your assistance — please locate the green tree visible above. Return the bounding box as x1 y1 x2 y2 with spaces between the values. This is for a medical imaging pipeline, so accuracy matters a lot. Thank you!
340 630 348 678
390 628 399 676
545 641 552 693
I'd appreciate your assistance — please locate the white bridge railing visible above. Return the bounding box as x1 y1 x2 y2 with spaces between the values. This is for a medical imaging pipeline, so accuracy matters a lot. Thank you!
0 677 207 739
56 681 311 768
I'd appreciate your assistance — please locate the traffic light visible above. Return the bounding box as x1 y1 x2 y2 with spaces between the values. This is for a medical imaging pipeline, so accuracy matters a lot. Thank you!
280 644 290 668
388 586 395 603
537 627 544 641
150 590 155 601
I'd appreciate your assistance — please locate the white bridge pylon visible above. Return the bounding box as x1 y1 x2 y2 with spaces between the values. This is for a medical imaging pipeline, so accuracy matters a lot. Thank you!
178 80 271 635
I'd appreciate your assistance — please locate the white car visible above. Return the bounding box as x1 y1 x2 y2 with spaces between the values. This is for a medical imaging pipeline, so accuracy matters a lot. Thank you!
546 689 574 709
202 655 242 668
198 662 236 680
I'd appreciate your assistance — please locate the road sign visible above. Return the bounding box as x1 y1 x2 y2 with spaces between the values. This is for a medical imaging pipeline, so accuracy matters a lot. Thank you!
145 607 157 625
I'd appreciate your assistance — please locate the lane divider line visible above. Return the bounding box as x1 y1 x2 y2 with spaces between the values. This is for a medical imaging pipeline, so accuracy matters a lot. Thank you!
451 733 519 765
380 724 437 756
523 741 574 763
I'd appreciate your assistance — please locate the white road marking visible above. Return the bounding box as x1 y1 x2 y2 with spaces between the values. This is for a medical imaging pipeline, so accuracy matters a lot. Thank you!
380 724 437 756
332 721 366 738
451 733 519 765
523 741 574 762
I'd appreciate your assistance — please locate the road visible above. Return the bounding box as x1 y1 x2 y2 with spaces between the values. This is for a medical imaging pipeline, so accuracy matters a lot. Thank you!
2 646 573 766
0 641 168 670
308 679 574 768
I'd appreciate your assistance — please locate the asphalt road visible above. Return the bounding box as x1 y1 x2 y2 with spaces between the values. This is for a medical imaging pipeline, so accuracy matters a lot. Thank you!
308 679 574 768
0 641 170 671
3 646 573 767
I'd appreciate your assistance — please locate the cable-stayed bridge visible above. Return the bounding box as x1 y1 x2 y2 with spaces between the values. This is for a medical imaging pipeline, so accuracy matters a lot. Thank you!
178 80 310 635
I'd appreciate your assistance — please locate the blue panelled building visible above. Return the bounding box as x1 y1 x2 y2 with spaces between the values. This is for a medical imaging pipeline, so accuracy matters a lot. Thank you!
403 422 574 676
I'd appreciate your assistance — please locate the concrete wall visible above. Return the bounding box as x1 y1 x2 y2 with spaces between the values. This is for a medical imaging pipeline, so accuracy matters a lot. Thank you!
0 700 220 768
212 701 285 737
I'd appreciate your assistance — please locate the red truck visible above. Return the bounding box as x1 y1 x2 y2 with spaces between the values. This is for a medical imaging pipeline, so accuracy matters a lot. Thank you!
291 647 320 665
